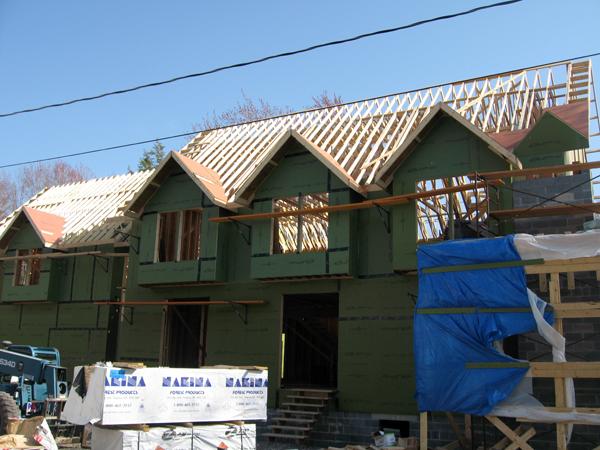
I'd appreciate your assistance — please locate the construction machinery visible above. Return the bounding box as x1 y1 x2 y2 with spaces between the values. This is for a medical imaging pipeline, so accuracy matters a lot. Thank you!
0 341 68 434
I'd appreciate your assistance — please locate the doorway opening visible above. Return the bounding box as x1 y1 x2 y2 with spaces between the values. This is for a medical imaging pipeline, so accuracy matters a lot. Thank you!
161 302 208 368
282 293 338 388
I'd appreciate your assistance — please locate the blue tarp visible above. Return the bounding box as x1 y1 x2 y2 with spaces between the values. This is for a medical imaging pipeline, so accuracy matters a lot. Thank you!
414 235 553 415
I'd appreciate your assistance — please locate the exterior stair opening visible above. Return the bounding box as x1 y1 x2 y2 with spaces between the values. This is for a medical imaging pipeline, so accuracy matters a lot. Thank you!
263 293 338 441
281 293 338 388
263 388 336 441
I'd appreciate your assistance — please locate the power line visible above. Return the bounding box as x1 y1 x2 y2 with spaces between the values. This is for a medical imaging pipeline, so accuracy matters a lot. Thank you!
2 49 600 170
0 131 199 169
0 0 522 119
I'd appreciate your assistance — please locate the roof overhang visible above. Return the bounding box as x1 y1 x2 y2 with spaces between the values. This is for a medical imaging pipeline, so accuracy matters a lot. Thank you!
374 103 522 188
126 151 236 215
0 207 65 251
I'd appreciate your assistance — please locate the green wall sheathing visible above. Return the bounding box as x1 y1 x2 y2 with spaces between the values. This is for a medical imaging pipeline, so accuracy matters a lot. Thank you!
139 260 201 285
7 223 41 249
116 306 162 364
144 172 204 213
338 276 417 414
48 328 107 371
357 192 394 277
391 117 511 271
204 282 285 407
514 113 589 168
252 142 329 199
139 213 158 264
0 305 23 341
250 140 357 279
0 302 108 379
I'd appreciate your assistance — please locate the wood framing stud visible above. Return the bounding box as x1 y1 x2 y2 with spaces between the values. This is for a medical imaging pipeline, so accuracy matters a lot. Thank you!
419 411 427 450
485 416 535 450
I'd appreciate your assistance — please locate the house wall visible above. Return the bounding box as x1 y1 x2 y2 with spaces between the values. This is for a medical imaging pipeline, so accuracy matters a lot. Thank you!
0 111 593 422
0 222 124 373
120 140 419 413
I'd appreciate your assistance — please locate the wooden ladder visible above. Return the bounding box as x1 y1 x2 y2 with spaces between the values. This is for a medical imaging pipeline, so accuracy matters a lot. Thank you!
567 60 590 103
262 388 336 442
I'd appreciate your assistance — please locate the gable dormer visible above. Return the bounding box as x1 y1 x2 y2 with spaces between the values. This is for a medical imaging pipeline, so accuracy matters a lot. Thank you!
126 152 235 285
373 105 520 271
232 130 365 279
0 208 65 301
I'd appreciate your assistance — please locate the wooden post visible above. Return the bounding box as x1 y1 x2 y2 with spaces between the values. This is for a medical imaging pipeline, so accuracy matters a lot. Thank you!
539 273 548 292
420 411 428 450
567 272 575 291
464 414 472 446
549 272 568 450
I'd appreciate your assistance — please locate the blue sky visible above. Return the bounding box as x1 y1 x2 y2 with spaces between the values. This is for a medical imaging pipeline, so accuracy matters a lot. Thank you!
1 0 599 179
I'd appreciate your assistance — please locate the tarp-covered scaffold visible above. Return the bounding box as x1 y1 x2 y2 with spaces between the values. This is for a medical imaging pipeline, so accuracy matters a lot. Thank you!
414 234 553 416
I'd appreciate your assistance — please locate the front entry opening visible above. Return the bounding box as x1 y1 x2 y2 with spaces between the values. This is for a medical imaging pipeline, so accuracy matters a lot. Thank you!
282 293 338 388
162 303 208 368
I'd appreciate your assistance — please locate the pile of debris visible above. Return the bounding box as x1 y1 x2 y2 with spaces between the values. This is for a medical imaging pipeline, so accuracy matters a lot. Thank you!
0 416 58 450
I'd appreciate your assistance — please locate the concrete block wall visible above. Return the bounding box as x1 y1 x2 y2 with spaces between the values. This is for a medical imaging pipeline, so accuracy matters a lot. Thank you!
512 170 594 235
257 409 597 449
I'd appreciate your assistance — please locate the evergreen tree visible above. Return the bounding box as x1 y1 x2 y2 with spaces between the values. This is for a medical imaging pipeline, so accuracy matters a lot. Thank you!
138 141 166 170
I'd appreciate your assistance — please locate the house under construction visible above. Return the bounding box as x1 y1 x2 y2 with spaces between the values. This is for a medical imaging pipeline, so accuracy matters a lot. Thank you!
0 58 599 447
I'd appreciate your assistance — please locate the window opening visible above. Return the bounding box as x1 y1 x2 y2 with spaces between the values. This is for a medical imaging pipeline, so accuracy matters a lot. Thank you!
415 176 489 242
272 193 328 254
14 249 42 286
180 210 202 261
157 209 202 262
158 212 178 262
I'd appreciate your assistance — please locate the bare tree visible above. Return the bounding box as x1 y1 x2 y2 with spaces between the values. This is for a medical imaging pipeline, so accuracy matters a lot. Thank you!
0 160 92 220
311 90 344 108
200 92 293 130
0 172 17 220
197 91 343 131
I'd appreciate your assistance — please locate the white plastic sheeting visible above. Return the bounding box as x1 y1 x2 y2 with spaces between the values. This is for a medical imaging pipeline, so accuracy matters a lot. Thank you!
514 230 600 261
491 232 600 437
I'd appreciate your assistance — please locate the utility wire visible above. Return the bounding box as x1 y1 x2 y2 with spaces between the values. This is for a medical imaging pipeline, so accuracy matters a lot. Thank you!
519 172 600 215
0 130 200 169
0 0 522 118
488 176 600 216
2 49 600 169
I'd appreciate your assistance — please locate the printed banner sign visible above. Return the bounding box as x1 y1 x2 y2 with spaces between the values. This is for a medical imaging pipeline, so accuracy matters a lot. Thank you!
63 366 268 425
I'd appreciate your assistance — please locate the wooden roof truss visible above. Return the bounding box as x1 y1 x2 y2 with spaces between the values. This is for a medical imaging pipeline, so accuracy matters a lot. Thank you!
182 60 593 200
416 177 489 242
